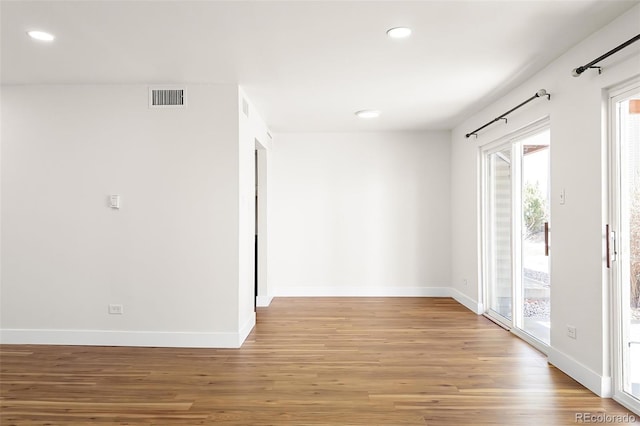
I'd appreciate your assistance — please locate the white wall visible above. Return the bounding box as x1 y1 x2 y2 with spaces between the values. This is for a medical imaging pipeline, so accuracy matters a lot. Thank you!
270 131 451 296
0 84 252 347
450 5 640 396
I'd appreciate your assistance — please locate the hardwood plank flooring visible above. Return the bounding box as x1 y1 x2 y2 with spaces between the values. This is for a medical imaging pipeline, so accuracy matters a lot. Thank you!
0 298 636 425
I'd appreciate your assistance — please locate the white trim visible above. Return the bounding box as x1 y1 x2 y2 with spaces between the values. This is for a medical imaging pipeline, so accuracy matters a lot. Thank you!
256 295 273 307
0 292 487 349
272 286 452 298
450 288 484 314
477 116 551 151
613 393 640 417
0 325 254 349
271 286 485 315
255 143 270 310
548 347 612 397
510 327 549 356
238 312 256 345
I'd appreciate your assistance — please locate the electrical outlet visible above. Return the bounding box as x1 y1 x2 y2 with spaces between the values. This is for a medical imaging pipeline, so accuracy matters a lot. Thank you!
108 304 124 315
567 325 577 339
463 279 468 286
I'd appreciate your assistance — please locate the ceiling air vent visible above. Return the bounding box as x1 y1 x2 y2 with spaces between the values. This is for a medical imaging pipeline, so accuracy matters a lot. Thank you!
149 87 186 108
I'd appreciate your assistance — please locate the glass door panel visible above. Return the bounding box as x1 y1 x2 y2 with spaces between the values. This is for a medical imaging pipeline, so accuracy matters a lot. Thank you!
520 132 550 345
486 146 513 323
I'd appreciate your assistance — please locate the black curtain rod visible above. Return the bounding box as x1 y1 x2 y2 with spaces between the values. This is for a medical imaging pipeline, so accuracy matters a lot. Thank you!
572 33 640 77
465 89 550 139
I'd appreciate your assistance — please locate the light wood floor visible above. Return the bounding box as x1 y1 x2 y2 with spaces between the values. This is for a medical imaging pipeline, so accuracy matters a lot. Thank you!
1 298 636 425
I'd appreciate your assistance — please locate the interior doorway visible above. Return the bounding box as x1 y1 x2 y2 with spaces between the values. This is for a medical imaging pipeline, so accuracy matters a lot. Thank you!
482 120 551 351
255 140 269 307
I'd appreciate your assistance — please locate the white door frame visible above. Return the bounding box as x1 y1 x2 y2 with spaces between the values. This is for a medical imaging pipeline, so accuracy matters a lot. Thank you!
255 139 271 307
608 78 640 415
480 117 551 354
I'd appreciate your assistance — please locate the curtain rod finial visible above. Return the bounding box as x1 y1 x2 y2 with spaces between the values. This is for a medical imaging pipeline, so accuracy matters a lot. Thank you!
572 67 584 77
537 89 551 100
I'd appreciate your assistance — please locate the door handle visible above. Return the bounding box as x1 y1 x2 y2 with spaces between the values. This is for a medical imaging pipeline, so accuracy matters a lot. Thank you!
611 229 617 263
606 224 611 268
544 222 550 256
606 224 617 268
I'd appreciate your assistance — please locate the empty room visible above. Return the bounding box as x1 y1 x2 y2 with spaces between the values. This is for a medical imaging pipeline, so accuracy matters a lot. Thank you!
1 0 640 424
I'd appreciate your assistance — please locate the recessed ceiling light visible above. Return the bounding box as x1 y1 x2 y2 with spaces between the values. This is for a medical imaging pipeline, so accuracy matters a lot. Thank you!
27 30 55 42
386 27 412 39
355 110 381 119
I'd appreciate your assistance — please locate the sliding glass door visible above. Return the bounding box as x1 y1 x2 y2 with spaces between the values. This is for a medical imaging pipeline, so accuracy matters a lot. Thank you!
483 123 551 348
610 84 640 413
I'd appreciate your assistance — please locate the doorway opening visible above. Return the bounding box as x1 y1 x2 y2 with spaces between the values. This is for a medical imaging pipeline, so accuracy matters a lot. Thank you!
255 140 269 307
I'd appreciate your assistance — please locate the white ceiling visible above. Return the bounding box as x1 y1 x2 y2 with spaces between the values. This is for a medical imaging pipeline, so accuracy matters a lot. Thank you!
2 0 638 132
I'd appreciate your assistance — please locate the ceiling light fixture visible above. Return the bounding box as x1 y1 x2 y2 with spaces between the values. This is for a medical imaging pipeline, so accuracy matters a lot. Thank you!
355 110 381 119
386 27 412 39
27 30 55 42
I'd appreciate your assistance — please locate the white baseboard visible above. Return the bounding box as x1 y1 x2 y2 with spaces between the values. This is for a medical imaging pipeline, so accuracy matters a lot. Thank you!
271 286 484 315
1 322 256 349
1 289 486 349
450 288 484 314
548 347 612 397
238 312 256 345
256 295 273 307
272 286 452 298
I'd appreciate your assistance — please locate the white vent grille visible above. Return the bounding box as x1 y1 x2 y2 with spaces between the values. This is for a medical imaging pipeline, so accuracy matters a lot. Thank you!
149 87 186 108
242 98 250 117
